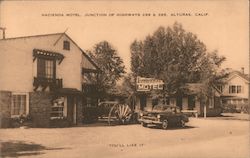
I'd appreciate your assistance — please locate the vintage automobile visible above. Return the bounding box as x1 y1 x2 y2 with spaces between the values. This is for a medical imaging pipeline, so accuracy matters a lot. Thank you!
139 105 189 129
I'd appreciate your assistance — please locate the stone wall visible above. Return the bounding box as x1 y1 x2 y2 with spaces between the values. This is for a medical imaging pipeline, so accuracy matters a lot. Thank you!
29 91 53 127
0 91 11 128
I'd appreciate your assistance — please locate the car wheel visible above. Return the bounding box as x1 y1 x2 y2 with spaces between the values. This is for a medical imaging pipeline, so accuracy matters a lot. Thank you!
180 120 185 128
141 122 147 127
162 120 168 130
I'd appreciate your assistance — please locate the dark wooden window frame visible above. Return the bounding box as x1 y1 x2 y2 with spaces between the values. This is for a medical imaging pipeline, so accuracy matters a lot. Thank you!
37 57 56 79
63 40 70 50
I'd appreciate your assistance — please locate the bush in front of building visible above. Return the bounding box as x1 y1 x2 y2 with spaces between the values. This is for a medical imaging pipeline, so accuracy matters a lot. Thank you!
10 114 32 128
200 107 223 117
222 104 239 113
207 108 223 117
49 117 70 128
223 103 249 113
239 103 250 114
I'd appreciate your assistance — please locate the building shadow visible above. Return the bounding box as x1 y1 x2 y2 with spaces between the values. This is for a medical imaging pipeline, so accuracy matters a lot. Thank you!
0 141 69 157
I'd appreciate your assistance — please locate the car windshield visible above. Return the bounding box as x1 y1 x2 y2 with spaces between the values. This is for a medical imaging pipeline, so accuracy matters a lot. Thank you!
153 105 180 113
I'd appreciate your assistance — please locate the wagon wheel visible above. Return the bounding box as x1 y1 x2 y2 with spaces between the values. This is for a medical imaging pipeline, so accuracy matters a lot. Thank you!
108 104 132 125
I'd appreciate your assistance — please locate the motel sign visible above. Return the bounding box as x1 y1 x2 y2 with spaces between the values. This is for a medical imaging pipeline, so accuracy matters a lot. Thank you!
136 77 164 91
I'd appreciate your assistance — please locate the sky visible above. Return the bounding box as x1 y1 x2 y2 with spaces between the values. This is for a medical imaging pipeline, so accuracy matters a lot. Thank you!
0 0 249 73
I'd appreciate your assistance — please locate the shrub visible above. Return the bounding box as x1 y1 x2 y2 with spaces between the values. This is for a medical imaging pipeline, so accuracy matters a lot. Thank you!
49 117 70 128
223 104 238 113
239 103 250 114
223 103 249 113
10 114 32 128
200 108 222 117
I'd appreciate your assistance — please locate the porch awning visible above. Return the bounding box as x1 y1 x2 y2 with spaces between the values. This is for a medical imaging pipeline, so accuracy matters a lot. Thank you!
33 49 64 64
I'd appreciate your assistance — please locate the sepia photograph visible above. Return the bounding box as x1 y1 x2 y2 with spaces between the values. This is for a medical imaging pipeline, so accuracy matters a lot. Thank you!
0 0 249 158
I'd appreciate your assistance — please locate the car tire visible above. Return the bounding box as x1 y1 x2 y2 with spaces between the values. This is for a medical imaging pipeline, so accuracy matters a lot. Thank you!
141 122 147 127
180 120 185 128
162 120 168 130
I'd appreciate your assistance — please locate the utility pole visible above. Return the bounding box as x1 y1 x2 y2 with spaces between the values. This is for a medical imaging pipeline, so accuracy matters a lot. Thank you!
0 27 6 39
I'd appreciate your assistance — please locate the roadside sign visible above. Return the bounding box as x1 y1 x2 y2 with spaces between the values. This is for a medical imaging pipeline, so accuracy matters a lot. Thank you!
136 77 164 91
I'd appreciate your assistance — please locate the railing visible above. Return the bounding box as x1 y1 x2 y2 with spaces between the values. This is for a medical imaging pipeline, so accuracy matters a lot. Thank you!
33 77 63 91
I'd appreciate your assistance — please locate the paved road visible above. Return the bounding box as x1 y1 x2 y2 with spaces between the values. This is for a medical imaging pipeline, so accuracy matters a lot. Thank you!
0 118 249 158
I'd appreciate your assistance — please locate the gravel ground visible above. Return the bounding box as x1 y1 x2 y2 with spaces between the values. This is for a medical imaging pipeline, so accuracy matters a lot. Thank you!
0 118 249 158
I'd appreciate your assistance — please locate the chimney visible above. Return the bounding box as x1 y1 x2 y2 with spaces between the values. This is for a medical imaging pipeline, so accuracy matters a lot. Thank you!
241 67 244 74
0 27 6 39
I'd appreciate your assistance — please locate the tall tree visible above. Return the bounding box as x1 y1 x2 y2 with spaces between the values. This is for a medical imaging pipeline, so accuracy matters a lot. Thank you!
130 22 226 96
88 41 126 97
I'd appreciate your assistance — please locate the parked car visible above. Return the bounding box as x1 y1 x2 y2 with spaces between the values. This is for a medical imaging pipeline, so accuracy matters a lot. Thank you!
139 105 189 129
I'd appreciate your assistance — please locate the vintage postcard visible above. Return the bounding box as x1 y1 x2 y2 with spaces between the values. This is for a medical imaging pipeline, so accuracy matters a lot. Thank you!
0 0 249 158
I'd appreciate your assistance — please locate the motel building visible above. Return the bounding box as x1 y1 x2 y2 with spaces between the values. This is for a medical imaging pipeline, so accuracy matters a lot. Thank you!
135 77 222 117
0 33 100 128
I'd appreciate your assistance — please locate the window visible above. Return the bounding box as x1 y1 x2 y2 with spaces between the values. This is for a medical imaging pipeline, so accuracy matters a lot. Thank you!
11 93 29 117
37 58 55 79
51 97 67 119
63 41 70 50
237 86 242 93
229 85 236 93
229 85 242 94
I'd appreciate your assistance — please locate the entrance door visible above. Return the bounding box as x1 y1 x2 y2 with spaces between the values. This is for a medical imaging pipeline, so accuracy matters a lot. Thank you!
176 96 183 110
67 96 77 125
188 95 195 110
140 95 147 110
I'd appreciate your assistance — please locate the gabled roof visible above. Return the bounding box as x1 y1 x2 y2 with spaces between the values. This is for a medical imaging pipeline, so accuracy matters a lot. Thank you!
227 71 249 83
0 32 100 71
0 32 63 41
63 33 100 71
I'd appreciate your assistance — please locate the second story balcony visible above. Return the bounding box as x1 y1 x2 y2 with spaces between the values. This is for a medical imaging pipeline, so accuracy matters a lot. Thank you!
33 77 63 91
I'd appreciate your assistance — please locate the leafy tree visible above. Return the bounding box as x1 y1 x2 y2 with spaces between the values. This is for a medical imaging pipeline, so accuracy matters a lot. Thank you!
130 22 227 97
120 73 137 109
87 41 126 98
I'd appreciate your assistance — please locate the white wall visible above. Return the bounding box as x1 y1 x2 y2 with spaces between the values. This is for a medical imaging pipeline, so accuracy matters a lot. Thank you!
222 74 249 99
0 34 91 92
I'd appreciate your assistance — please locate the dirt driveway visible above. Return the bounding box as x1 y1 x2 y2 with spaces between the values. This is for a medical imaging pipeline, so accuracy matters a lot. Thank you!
0 118 249 158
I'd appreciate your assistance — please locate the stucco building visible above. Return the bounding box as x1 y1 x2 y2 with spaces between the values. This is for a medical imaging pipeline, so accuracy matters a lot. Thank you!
0 33 99 127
